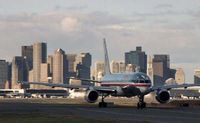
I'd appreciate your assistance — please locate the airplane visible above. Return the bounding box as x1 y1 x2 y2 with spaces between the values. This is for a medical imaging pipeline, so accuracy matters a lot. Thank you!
20 39 200 109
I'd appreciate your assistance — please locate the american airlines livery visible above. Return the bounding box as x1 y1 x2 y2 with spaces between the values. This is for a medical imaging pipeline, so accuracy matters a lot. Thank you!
20 39 200 109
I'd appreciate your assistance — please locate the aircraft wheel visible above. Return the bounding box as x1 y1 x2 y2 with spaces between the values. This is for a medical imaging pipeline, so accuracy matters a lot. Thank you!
137 102 140 109
137 102 146 109
142 102 146 108
99 102 107 108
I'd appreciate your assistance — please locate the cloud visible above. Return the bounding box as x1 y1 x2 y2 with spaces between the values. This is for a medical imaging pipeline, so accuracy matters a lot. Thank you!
154 4 173 9
100 24 135 31
65 5 88 11
54 5 88 12
61 17 80 32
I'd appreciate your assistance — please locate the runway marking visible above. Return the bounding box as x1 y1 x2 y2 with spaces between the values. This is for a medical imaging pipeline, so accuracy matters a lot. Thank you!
76 108 200 121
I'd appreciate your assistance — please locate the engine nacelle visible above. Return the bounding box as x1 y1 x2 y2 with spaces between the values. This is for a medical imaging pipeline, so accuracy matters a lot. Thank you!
85 90 99 103
156 90 170 104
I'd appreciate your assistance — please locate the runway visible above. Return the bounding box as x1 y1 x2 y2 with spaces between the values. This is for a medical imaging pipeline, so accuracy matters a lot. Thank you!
0 98 200 123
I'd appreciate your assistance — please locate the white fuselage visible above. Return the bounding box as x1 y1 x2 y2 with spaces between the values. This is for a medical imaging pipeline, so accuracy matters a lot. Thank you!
100 72 152 97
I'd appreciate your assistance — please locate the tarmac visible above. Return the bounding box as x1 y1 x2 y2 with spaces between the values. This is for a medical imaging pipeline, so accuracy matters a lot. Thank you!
0 98 200 123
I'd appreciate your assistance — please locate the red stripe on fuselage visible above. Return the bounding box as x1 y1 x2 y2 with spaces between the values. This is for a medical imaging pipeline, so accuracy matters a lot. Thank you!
101 83 151 87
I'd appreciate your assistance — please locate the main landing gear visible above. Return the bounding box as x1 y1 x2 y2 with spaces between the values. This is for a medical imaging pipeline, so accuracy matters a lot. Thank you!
137 95 146 109
98 94 107 108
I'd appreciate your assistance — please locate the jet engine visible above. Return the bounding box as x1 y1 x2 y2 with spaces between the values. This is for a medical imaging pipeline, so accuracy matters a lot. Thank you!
155 90 170 104
85 90 99 103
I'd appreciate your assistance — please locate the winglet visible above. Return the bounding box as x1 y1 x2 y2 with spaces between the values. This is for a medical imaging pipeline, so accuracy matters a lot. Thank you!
103 38 111 75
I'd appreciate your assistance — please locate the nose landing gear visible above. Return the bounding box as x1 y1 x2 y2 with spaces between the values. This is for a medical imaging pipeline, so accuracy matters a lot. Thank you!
137 95 146 109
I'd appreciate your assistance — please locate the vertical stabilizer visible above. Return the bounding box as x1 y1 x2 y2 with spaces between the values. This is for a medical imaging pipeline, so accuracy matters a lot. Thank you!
103 38 111 75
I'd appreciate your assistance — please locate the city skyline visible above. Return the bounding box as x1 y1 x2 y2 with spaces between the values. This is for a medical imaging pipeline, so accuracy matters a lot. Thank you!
0 0 200 81
0 41 198 83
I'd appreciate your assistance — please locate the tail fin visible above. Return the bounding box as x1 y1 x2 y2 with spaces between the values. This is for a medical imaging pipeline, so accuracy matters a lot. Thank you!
103 38 111 75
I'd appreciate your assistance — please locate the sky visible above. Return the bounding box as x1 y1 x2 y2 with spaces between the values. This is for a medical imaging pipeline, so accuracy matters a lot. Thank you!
0 0 200 81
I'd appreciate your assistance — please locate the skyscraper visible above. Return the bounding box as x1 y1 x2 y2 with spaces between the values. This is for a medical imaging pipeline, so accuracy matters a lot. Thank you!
66 54 77 72
119 61 126 73
29 70 33 82
110 61 126 73
125 64 136 73
47 55 53 77
152 55 170 86
194 69 200 84
22 45 33 70
147 56 153 83
66 54 77 78
0 60 8 89
53 49 68 84
11 56 27 89
6 63 12 89
95 61 104 80
125 46 147 73
175 68 185 84
111 61 119 73
32 42 47 89
40 63 49 82
74 53 91 85
169 69 176 79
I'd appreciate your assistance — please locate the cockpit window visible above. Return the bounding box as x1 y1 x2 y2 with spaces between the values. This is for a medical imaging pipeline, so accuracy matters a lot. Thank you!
145 80 151 83
139 79 145 83
131 73 151 83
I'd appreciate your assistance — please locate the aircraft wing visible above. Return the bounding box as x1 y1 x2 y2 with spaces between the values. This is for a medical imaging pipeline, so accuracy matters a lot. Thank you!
19 81 116 94
144 83 200 95
93 86 117 94
20 81 89 89
68 77 101 83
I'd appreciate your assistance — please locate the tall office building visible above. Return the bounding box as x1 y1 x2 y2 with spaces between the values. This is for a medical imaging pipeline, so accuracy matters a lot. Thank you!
126 64 136 73
110 61 126 73
47 55 53 77
40 63 49 82
6 63 12 89
53 49 68 84
95 61 104 80
175 68 185 84
29 70 33 82
21 45 33 70
147 56 153 83
125 46 147 73
95 61 104 75
75 53 91 68
32 42 47 89
152 61 164 86
66 54 79 85
11 56 28 89
169 69 176 79
152 55 170 86
111 61 119 73
0 60 8 89
119 61 126 73
194 69 200 84
66 54 77 78
66 54 77 72
74 53 91 85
